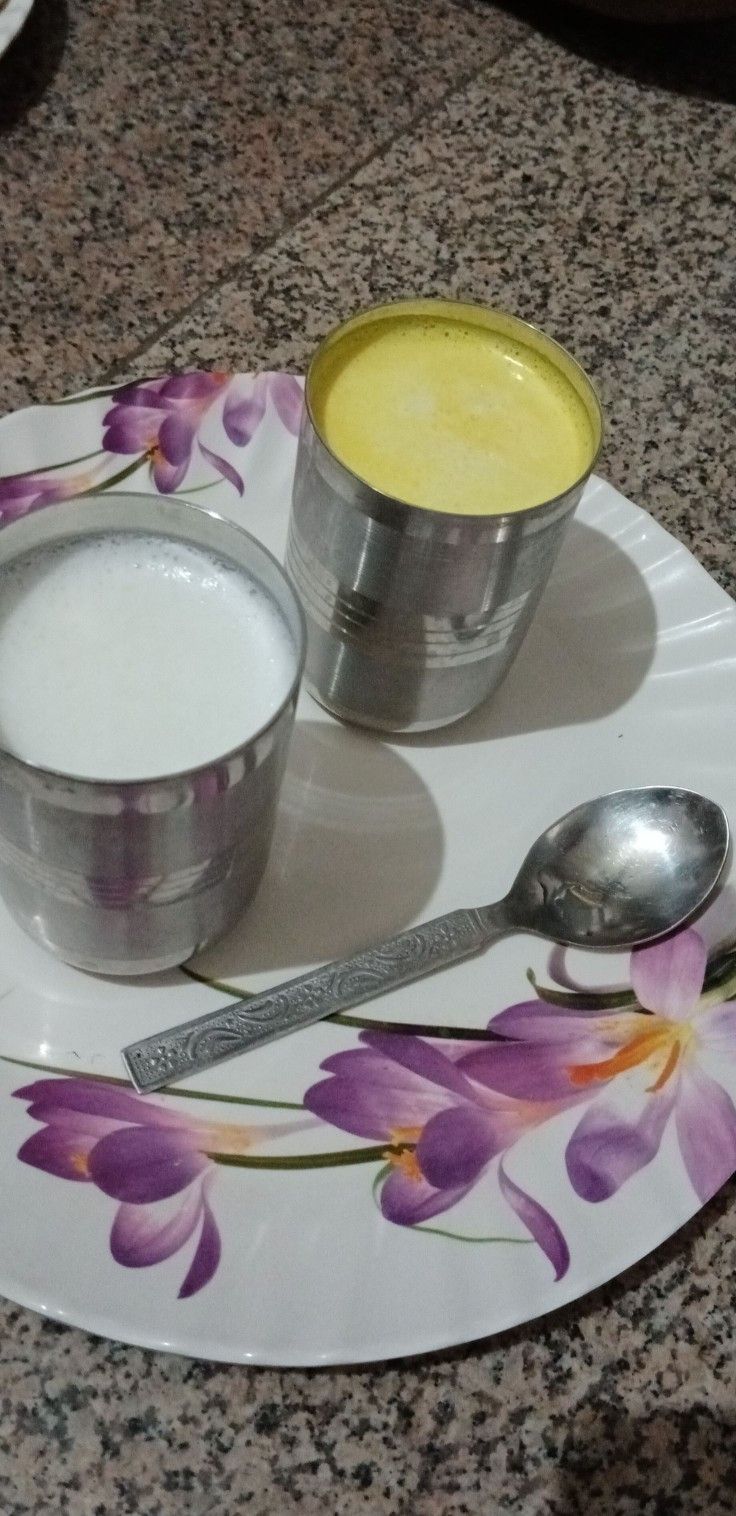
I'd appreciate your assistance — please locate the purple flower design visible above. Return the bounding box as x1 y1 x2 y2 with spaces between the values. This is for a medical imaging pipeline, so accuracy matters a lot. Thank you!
102 371 244 496
222 371 303 446
102 369 302 497
1 369 303 518
304 1032 571 1279
484 929 736 1207
0 464 102 524
14 1077 300 1297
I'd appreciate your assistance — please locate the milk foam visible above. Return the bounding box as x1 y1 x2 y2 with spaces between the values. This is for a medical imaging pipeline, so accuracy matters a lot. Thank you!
0 533 296 779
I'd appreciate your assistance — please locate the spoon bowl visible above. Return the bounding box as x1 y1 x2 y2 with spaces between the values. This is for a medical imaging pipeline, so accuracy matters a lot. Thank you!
504 786 730 948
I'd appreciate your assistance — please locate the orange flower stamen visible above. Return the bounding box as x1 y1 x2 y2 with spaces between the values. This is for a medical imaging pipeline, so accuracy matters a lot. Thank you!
385 1147 423 1184
568 1029 670 1087
570 1019 694 1095
384 1125 423 1184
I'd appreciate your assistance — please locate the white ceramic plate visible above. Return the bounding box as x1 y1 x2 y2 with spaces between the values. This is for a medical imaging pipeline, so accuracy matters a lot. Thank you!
0 0 34 58
1 370 736 1366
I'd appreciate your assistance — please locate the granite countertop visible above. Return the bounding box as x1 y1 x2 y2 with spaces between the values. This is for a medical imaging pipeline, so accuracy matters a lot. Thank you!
1 2 736 1511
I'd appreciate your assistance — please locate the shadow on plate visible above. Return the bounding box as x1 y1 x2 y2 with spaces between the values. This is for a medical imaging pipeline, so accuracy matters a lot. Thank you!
0 0 69 132
398 521 658 749
191 718 444 980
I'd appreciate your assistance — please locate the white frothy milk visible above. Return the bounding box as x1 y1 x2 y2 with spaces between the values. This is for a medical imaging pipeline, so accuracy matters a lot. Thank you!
0 533 297 779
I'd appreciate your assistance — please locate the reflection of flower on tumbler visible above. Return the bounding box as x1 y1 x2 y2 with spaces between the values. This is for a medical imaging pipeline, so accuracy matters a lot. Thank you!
0 368 305 513
84 767 233 908
10 918 736 1300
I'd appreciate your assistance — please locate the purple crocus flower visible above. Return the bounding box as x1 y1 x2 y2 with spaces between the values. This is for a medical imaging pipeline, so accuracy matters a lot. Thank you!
265 371 304 436
304 1032 571 1279
14 1077 300 1297
222 371 303 446
102 371 244 496
0 465 102 524
484 928 736 1207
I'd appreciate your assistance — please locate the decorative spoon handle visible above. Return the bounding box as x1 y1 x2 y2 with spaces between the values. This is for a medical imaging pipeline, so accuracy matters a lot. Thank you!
122 907 497 1093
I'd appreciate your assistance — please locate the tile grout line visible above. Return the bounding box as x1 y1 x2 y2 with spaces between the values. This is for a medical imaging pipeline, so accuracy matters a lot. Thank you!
99 30 526 383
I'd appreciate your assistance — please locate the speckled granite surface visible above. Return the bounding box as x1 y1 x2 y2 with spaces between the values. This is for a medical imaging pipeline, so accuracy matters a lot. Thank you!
0 0 522 414
2 2 736 1512
2 1184 736 1515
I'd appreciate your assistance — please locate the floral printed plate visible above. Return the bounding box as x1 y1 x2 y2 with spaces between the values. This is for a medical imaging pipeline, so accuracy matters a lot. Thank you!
1 371 736 1365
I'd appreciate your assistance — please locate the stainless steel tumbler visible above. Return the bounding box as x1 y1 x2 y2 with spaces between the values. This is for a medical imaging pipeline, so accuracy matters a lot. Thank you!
0 493 305 975
286 299 602 733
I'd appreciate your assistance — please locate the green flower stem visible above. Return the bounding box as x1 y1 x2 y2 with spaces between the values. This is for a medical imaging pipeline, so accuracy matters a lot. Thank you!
705 939 736 976
6 450 104 478
209 1144 390 1170
686 939 736 1009
369 1169 529 1244
182 964 249 997
529 940 736 1014
0 1053 303 1111
414 1224 532 1245
180 964 503 1042
526 969 643 1012
51 382 153 405
698 973 736 1008
183 943 736 1039
78 457 148 493
2 1048 400 1167
372 1162 392 1200
331 1013 501 1040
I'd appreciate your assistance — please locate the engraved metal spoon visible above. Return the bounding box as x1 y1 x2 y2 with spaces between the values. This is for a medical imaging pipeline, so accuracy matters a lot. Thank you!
123 786 729 1094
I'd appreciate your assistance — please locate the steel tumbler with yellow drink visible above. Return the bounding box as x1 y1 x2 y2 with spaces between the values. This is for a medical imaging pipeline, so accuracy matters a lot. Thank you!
287 299 602 732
